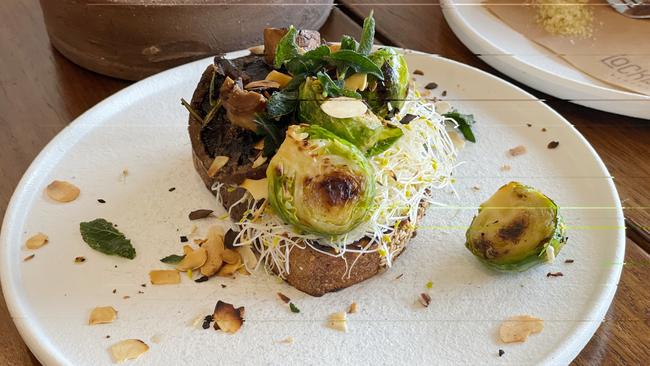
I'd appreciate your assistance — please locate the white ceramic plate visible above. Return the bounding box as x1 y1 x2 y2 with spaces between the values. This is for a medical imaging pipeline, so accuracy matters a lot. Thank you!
1 50 624 365
442 0 650 119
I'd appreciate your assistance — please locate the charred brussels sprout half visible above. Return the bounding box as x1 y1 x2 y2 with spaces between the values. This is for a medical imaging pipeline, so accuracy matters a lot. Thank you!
267 125 375 236
362 48 409 118
298 77 402 155
465 182 567 272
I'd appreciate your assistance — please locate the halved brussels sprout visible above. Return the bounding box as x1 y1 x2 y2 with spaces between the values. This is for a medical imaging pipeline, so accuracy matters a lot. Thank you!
465 182 567 272
362 48 409 118
267 125 375 236
298 77 402 155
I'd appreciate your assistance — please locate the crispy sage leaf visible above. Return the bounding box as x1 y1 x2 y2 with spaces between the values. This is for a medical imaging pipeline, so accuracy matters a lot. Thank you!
274 26 300 69
80 219 136 259
160 254 185 264
443 110 477 143
326 50 383 80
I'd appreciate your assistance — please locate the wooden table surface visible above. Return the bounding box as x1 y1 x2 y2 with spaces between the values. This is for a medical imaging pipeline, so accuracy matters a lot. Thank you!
0 1 648 364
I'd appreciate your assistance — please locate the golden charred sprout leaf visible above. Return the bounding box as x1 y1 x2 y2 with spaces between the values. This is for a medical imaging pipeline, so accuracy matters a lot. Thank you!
465 182 567 272
267 125 375 236
80 219 136 259
362 48 409 118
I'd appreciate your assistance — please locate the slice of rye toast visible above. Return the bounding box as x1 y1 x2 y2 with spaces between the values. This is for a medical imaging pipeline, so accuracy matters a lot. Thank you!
187 53 427 297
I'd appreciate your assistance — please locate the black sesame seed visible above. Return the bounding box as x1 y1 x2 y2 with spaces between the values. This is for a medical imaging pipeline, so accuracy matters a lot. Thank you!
424 82 438 90
97 199 106 203
498 349 505 357
180 235 188 243
168 187 176 192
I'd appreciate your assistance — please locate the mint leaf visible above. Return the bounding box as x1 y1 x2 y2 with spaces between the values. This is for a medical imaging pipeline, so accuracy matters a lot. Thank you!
340 35 359 51
161 254 185 264
443 111 477 143
80 219 136 259
316 72 361 99
274 26 300 69
358 10 375 55
327 50 384 80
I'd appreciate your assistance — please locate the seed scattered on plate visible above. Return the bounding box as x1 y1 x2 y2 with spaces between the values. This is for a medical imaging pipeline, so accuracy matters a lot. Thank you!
46 180 80 202
541 128 547 132
74 256 86 263
526 123 532 127
434 101 451 114
394 273 404 280
188 209 214 220
499 315 544 343
327 311 348 332
277 292 290 304
194 275 209 283
471 186 480 191
279 336 295 344
441 90 447 96
413 69 424 75
122 296 130 300
564 259 575 264
508 145 527 157
89 306 117 325
149 270 181 285
112 289 117 294
419 293 432 308
348 302 358 314
213 300 245 334
424 82 438 90
168 187 176 192
25 233 48 249
110 339 149 363
23 254 35 262
498 349 505 357
98 199 106 203
547 141 560 149
546 271 564 277
500 164 512 172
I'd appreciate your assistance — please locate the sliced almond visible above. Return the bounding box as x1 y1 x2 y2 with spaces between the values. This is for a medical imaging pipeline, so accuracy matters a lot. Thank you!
265 70 292 88
213 300 245 334
149 270 180 285
248 45 265 55
344 73 368 92
222 249 240 265
200 226 225 277
320 97 367 119
508 145 527 157
236 245 257 274
46 180 80 202
176 247 207 272
89 306 117 325
245 80 280 90
182 245 193 255
240 178 268 201
327 311 348 332
207 156 230 178
251 155 267 169
499 315 544 343
25 233 48 249
110 339 149 363
216 256 242 277
253 139 265 150
348 302 358 314
434 101 451 115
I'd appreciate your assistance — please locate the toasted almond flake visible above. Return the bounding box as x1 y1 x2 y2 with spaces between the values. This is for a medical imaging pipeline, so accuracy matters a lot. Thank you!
327 311 348 332
447 130 465 150
500 164 512 172
279 336 294 344
348 302 358 314
344 73 368 91
327 43 341 53
222 249 240 265
207 156 230 177
434 101 451 114
248 45 265 55
236 246 257 274
23 254 35 262
251 154 267 169
265 70 293 88
320 97 367 119
200 226 225 277
245 80 280 90
25 233 48 249
110 339 149 363
240 178 268 200
149 270 180 285
508 145 527 157
46 180 80 202
499 315 544 343
545 245 556 263
176 247 207 272
216 258 241 277
419 293 432 307
277 292 291 304
89 306 117 325
213 301 244 334
253 139 265 150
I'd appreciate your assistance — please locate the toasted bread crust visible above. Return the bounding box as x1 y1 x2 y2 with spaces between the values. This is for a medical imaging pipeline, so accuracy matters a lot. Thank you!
188 55 426 296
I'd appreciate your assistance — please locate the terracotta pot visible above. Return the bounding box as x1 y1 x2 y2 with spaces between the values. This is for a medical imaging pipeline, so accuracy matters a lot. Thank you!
39 0 333 80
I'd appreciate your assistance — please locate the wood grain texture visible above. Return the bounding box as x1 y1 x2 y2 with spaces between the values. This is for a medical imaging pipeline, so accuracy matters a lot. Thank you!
340 1 650 364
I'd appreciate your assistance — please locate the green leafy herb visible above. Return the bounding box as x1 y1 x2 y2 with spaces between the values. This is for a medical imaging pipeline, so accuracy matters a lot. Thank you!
285 45 330 76
254 114 284 156
358 10 375 55
267 89 299 119
443 111 477 143
274 26 300 69
316 71 361 99
80 218 136 259
289 302 300 313
327 50 384 80
340 35 359 51
161 254 185 264
181 98 203 123
365 126 403 156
